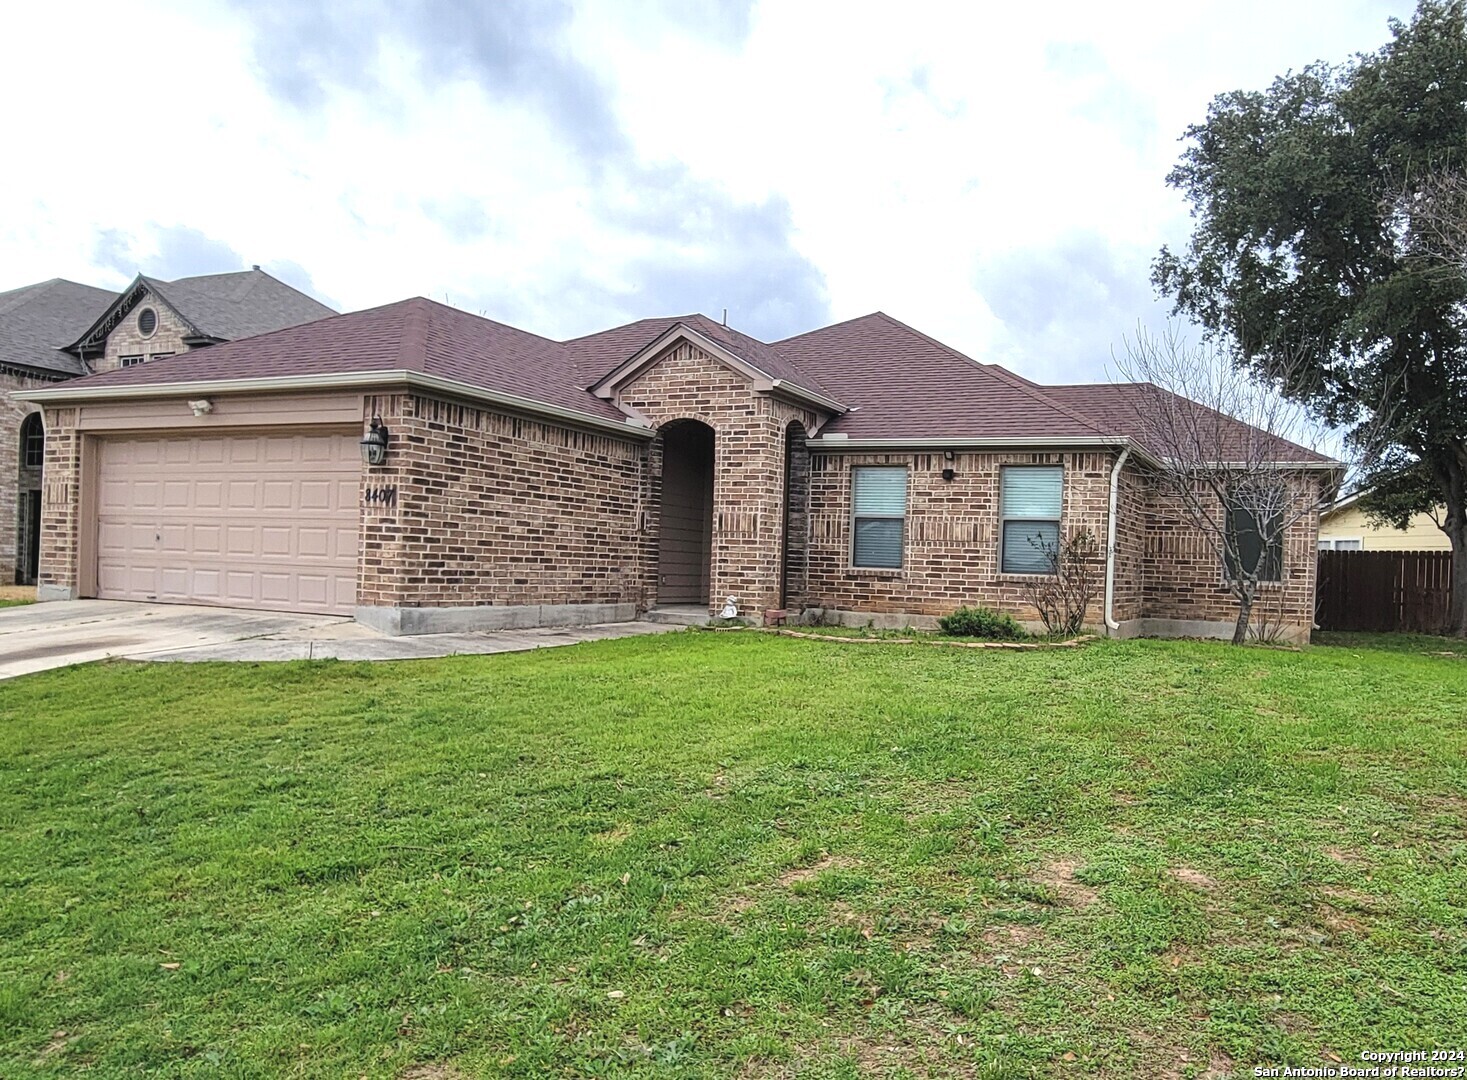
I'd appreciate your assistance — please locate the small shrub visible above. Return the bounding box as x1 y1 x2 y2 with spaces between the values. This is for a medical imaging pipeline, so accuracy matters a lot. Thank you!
1019 527 1101 638
938 606 1025 640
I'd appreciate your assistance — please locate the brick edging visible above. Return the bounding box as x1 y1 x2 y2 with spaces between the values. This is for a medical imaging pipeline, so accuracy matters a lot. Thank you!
704 626 1095 650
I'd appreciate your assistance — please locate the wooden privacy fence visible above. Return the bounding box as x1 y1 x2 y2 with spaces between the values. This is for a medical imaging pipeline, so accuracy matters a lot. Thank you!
1316 550 1453 633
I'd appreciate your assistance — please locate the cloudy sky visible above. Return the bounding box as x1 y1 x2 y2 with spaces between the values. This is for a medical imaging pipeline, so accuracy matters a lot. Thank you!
0 0 1414 383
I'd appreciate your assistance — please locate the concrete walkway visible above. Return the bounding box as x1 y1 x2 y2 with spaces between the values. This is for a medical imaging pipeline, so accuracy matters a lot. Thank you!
138 618 678 663
0 599 678 680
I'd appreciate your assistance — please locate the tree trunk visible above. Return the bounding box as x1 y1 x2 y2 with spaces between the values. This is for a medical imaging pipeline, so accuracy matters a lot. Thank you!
1232 584 1256 645
1448 522 1467 638
1442 467 1467 638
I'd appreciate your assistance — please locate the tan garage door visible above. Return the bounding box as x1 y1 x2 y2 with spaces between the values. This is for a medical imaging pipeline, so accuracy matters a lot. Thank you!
96 432 360 614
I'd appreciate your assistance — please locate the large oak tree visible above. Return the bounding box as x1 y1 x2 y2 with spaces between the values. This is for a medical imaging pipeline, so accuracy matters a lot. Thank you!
1155 0 1467 634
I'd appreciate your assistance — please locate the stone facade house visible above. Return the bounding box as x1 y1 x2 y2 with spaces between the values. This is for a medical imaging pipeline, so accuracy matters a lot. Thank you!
0 268 334 585
22 299 1339 641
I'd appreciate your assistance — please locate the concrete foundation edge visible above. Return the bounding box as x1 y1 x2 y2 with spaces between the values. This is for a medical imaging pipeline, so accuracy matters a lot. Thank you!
1108 616 1309 644
355 602 639 637
803 608 1309 644
37 584 77 602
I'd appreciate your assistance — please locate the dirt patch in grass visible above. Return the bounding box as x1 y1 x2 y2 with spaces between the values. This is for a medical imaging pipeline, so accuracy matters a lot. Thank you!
399 1065 466 1080
774 853 855 888
1032 858 1099 908
983 923 1042 948
1321 845 1368 867
1168 866 1219 891
1321 885 1382 913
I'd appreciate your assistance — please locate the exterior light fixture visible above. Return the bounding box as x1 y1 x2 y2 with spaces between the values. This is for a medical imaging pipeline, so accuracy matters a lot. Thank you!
360 417 389 466
942 449 956 482
188 398 214 417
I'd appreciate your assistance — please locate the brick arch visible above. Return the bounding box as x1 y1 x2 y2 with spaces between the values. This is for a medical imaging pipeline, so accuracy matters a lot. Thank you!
624 340 826 615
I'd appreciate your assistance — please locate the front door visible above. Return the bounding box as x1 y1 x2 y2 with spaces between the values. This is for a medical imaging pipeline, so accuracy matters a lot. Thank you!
20 491 40 586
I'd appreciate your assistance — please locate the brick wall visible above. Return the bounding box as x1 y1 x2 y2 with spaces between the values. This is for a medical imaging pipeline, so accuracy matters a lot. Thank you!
1111 463 1148 622
1139 475 1323 634
802 452 1319 638
97 291 194 373
36 406 80 597
2 370 61 583
354 393 648 609
803 450 1115 622
617 341 821 614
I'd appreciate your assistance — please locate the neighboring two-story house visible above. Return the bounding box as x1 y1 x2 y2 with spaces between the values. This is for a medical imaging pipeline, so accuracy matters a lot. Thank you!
1 268 335 585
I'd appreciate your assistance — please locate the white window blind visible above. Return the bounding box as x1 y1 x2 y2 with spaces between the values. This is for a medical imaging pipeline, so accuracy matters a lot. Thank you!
1000 465 1063 574
852 467 906 568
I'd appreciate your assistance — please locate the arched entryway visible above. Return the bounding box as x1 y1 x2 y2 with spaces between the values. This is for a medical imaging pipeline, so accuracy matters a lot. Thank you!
657 419 715 606
781 420 810 608
17 413 44 586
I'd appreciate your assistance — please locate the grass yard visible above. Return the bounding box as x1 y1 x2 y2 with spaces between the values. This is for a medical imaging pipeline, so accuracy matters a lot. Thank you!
0 586 35 609
1 633 1464 1078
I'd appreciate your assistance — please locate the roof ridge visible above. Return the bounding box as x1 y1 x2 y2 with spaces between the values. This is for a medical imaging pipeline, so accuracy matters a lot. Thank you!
560 314 700 345
412 295 568 347
869 311 1112 438
771 310 884 346
394 298 433 372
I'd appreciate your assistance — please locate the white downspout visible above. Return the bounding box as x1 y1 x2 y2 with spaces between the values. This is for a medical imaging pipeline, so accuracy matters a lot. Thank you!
1104 447 1132 634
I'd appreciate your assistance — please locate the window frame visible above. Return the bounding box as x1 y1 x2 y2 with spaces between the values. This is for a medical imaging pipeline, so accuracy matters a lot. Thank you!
120 355 144 368
1318 537 1362 552
999 464 1065 575
21 414 43 469
148 352 175 363
137 307 158 338
850 465 908 570
1223 502 1284 583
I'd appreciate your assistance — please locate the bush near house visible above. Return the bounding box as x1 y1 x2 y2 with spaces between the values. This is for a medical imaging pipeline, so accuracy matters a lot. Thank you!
938 605 1027 639
1 633 1464 1077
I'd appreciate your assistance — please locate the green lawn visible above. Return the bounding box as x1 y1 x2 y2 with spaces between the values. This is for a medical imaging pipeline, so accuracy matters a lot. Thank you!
1 634 1464 1078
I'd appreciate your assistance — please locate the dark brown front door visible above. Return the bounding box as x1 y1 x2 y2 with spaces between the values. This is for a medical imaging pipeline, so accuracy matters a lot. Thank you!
658 422 714 604
21 490 40 586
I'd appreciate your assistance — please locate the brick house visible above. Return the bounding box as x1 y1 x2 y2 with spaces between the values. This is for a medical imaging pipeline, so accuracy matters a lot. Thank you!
0 269 334 586
21 298 1338 641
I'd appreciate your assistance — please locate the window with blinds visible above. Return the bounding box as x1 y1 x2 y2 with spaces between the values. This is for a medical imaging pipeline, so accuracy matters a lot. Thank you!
1224 505 1283 581
852 466 907 568
1000 465 1063 574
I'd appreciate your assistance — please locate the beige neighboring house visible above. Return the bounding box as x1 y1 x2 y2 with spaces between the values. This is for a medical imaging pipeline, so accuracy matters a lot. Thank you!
1318 491 1450 552
1 267 335 585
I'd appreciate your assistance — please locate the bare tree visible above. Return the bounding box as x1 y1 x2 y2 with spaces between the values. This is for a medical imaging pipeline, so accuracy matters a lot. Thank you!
1113 327 1351 644
1019 528 1101 638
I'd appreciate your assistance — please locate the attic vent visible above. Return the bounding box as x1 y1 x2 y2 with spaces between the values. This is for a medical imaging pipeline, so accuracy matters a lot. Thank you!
137 308 158 337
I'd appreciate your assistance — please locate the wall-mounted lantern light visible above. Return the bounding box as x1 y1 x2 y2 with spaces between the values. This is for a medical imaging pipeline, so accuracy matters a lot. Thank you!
941 449 956 482
360 417 390 466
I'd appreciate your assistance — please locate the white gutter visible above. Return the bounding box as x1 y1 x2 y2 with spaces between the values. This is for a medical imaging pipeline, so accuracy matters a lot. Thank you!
808 435 1129 451
17 369 657 441
767 378 847 415
1104 447 1132 633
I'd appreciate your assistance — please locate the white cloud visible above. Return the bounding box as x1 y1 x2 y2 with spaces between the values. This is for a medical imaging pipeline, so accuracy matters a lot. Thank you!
0 0 1418 380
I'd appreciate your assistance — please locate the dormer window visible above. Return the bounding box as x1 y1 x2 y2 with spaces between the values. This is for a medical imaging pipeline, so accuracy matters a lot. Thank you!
137 307 158 337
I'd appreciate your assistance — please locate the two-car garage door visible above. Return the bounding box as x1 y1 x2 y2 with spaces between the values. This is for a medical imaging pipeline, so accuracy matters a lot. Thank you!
96 432 359 615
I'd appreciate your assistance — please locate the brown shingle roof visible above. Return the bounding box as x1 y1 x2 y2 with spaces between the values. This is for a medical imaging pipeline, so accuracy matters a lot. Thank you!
773 312 1105 441
565 312 836 400
1042 383 1333 464
40 299 1331 462
57 298 626 422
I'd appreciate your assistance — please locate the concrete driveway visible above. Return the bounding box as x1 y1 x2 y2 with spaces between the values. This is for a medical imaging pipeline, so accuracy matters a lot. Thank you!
0 600 677 680
0 600 349 680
